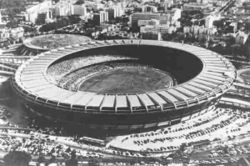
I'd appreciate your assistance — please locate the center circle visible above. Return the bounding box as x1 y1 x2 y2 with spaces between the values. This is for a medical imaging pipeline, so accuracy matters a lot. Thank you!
78 65 175 94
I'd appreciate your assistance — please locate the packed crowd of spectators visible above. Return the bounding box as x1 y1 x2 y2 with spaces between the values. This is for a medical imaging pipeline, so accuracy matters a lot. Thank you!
58 61 156 91
59 64 113 91
47 55 134 82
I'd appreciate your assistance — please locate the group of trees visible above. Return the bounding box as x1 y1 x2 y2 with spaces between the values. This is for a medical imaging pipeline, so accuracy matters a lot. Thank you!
3 150 78 166
0 0 26 22
179 10 204 27
3 151 31 166
39 15 81 32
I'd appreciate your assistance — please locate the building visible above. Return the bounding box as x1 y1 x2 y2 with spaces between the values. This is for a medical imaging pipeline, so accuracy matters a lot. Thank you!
0 10 6 28
183 3 212 11
245 35 250 60
107 3 124 20
113 3 125 18
205 15 221 28
196 0 208 4
55 0 88 17
235 31 249 45
138 19 160 27
10 27 25 39
170 8 182 23
160 0 174 9
107 8 115 20
132 9 180 31
140 24 168 40
183 25 217 36
73 3 87 17
141 31 159 40
0 29 10 41
243 2 250 13
0 27 24 43
142 5 158 12
130 13 161 29
25 0 53 24
0 10 2 24
93 11 109 25
140 24 177 35
55 0 74 16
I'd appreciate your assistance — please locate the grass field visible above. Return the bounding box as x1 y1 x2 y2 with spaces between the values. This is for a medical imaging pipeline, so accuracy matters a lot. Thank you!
30 34 90 49
79 66 175 94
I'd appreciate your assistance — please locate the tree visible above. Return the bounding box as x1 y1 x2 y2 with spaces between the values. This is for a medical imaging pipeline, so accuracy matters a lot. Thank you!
0 0 26 19
213 20 224 28
65 150 78 166
6 20 19 28
198 35 207 45
37 154 46 163
68 15 81 24
3 151 31 166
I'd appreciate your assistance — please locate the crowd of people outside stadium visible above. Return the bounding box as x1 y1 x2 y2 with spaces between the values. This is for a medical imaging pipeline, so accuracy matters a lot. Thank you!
59 64 113 91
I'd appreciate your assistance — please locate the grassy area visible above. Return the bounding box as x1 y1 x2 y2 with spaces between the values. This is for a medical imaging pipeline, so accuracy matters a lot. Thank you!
79 66 174 94
30 34 91 49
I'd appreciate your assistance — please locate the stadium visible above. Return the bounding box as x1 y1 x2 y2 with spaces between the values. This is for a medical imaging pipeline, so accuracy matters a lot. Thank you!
11 40 236 135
